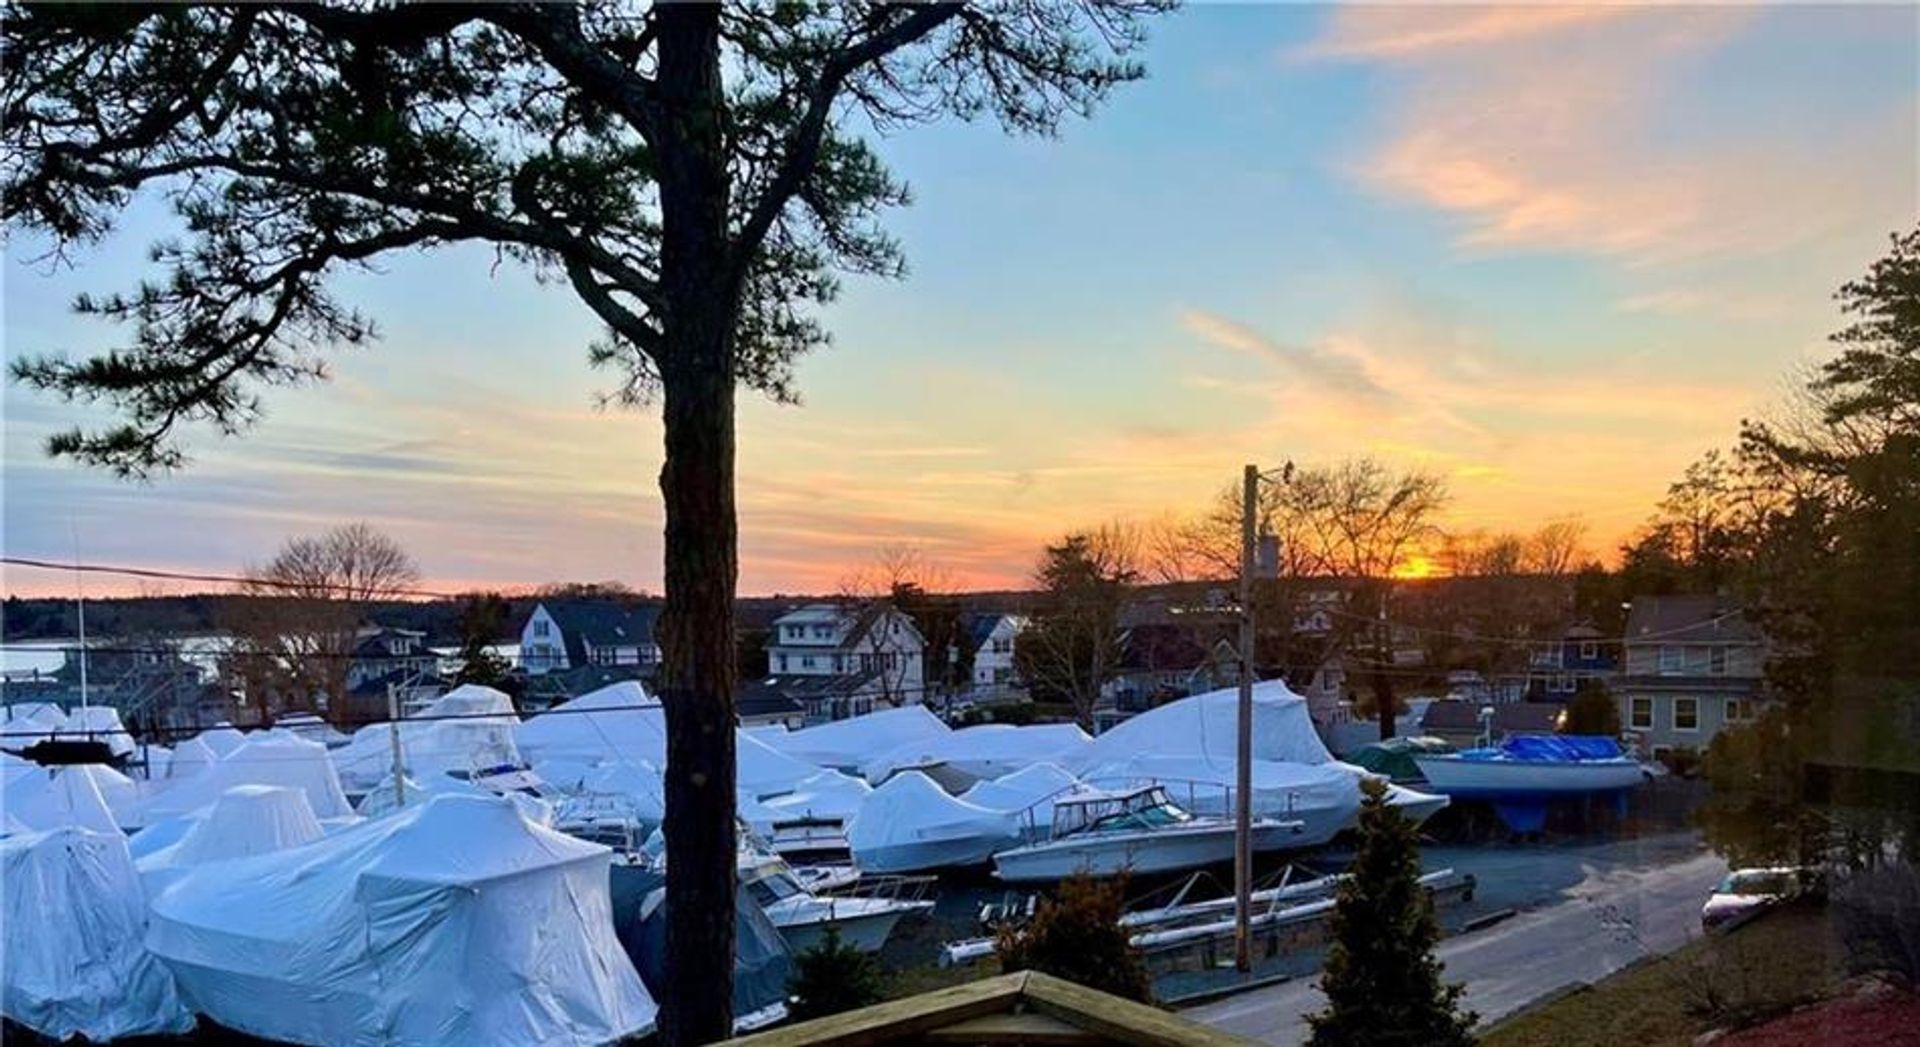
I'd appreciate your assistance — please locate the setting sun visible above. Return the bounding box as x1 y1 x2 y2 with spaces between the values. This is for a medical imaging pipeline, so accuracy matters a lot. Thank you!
1393 555 1443 580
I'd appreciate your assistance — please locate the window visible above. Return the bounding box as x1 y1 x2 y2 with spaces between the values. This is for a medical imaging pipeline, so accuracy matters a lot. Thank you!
1580 641 1598 660
776 654 788 672
1630 696 1654 730
1674 697 1699 731
801 656 816 670
1553 674 1574 694
533 620 550 638
1658 645 1684 673
1726 697 1753 723
1710 646 1728 675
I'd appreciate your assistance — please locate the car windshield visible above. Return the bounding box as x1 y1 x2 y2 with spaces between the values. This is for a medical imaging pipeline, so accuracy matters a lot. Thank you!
1723 871 1800 897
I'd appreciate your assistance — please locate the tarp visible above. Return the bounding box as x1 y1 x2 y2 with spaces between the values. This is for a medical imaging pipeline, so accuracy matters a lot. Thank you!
168 736 219 780
1071 681 1337 773
861 723 1092 785
1076 752 1364 846
1348 737 1455 781
847 770 1021 873
2 827 195 1040
1469 734 1626 762
63 705 137 758
517 682 819 798
609 864 791 1025
6 764 124 835
196 723 248 758
129 733 354 828
332 685 524 792
959 762 1086 832
768 705 952 773
761 768 871 823
137 785 324 896
356 771 492 818
147 794 656 1046
2 702 68 750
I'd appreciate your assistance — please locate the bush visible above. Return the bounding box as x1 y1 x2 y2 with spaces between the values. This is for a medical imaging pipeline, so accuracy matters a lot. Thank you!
786 927 889 1022
1832 863 1920 984
996 873 1152 1003
1309 778 1476 1047
1560 680 1621 737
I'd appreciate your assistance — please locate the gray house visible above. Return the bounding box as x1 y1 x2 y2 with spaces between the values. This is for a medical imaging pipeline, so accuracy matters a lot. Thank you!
1617 595 1766 755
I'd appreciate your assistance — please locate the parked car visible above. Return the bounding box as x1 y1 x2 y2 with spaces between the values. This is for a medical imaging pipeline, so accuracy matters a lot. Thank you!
1700 866 1819 930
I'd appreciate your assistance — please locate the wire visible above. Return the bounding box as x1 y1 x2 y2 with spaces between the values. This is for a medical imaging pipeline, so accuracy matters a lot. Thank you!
1 555 477 599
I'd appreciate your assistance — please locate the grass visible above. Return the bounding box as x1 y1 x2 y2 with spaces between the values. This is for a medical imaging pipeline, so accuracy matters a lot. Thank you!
1481 902 1843 1047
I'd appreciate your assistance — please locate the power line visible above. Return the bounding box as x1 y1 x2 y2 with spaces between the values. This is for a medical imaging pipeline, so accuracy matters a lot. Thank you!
1 555 477 599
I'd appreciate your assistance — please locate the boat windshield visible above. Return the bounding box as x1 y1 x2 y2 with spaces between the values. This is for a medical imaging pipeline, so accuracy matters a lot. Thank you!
1054 787 1193 837
746 871 806 906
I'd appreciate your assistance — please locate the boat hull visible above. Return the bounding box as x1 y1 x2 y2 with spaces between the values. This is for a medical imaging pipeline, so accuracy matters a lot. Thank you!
1412 755 1645 798
767 897 928 954
991 820 1304 883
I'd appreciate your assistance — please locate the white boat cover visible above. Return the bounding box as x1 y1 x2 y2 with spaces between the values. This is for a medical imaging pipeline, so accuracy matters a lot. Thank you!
1078 752 1362 840
332 685 524 792
2 827 195 1040
168 735 219 780
960 762 1087 831
275 713 352 747
578 760 668 825
768 704 952 773
2 702 68 749
354 771 491 817
847 770 1021 873
196 723 248 757
1072 681 1338 772
137 785 325 896
761 768 871 822
862 723 1092 784
517 682 819 797
516 682 663 765
62 705 137 758
147 794 656 1046
6 764 124 834
129 734 353 828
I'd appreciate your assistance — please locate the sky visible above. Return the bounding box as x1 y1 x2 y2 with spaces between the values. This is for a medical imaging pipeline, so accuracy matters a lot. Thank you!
4 4 1917 598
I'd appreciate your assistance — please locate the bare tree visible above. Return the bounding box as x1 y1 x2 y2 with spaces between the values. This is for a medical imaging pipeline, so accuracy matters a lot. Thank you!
1524 519 1588 576
223 523 419 722
1015 523 1140 729
836 543 953 707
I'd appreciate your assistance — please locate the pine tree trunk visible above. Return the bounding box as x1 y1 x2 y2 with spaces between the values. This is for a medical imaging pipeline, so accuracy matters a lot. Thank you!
655 5 738 1045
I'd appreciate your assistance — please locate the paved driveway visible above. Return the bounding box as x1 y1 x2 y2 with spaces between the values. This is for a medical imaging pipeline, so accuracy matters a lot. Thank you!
1188 843 1729 1044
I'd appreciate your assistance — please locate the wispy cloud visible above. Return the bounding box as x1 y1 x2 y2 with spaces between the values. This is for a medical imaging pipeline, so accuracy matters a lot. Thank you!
1179 307 1393 406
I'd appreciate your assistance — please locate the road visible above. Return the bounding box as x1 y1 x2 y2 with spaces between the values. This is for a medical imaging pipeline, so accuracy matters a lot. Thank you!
1188 843 1729 1044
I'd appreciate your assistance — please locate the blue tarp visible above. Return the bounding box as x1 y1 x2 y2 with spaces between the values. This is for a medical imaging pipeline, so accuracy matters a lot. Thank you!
1461 734 1624 763
608 865 791 1022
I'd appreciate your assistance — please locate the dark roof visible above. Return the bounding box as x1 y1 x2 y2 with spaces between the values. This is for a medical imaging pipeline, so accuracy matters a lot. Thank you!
960 612 1018 653
736 678 807 720
346 666 448 697
1624 595 1762 645
1116 623 1215 672
753 670 880 702
1419 699 1563 734
521 663 648 705
531 600 662 666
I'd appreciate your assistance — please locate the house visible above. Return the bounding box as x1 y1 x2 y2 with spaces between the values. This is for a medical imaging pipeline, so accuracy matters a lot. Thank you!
1417 698 1564 749
1617 595 1766 755
518 600 662 678
1525 622 1620 700
959 612 1027 702
765 603 925 709
343 626 437 694
735 677 823 728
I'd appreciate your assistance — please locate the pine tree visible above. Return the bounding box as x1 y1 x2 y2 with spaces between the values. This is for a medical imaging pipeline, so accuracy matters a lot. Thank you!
996 873 1152 1003
1308 778 1476 1047
786 927 889 1022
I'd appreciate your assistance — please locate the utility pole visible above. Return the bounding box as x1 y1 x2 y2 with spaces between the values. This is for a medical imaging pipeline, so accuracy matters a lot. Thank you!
387 681 407 808
1234 463 1257 973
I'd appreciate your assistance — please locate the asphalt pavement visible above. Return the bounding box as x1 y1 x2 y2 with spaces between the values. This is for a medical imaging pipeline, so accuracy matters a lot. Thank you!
1186 836 1730 1044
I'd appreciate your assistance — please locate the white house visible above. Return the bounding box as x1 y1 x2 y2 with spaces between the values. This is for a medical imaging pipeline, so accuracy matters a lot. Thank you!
961 612 1027 702
517 601 662 678
766 603 925 716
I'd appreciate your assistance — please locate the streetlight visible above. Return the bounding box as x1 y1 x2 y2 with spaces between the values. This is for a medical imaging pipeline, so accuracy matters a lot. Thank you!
1235 461 1291 973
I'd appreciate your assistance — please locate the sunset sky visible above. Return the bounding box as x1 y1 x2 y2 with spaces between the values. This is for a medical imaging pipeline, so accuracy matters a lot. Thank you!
4 4 1916 597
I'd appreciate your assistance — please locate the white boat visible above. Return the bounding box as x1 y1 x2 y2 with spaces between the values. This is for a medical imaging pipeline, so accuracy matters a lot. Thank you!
739 851 931 954
1412 753 1645 796
991 785 1305 884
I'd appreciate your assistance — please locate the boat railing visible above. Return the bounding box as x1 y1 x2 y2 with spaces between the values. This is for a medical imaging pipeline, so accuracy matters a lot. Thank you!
817 872 939 907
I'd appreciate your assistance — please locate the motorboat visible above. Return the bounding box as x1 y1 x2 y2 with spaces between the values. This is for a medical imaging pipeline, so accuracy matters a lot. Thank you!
738 850 932 954
1412 734 1646 831
990 785 1304 884
765 813 850 861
